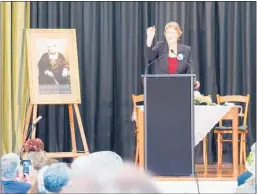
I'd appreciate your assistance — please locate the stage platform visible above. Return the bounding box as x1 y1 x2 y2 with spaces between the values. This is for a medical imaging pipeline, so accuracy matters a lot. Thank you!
152 164 243 193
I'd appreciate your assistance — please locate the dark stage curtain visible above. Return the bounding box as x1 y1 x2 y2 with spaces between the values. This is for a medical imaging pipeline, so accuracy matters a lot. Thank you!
30 2 256 164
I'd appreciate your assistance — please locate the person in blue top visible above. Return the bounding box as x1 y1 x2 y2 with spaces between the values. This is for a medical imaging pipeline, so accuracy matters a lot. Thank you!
237 142 255 186
1 153 31 194
237 171 253 186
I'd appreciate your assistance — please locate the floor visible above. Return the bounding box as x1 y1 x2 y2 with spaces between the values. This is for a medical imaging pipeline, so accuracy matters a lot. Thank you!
152 164 244 193
154 180 237 193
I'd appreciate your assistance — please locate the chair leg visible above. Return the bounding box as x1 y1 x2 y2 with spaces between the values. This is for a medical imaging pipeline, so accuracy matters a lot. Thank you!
242 133 247 166
135 144 138 164
135 139 139 165
217 133 222 169
220 135 223 167
134 128 139 165
203 136 208 171
240 133 243 166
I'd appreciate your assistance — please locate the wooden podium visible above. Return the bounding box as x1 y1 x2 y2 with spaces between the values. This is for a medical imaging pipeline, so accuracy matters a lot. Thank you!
142 74 196 176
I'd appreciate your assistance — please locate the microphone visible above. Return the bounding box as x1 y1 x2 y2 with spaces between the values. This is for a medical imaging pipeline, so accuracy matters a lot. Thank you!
170 49 196 74
145 49 169 74
170 49 199 87
26 116 42 141
32 116 42 125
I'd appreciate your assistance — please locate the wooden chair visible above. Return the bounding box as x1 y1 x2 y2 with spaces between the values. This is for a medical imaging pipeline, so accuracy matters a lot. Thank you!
132 94 144 165
213 94 250 169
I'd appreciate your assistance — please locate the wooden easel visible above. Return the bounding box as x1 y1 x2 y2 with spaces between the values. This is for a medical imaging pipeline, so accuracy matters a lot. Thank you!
22 103 89 159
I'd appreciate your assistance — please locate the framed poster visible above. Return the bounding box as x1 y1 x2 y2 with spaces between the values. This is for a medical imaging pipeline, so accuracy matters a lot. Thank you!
26 29 81 104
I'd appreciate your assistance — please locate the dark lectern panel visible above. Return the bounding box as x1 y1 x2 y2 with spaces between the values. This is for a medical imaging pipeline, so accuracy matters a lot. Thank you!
145 76 194 176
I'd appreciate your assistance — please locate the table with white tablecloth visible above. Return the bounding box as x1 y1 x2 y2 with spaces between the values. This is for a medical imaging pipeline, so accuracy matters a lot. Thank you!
134 105 239 174
135 105 232 146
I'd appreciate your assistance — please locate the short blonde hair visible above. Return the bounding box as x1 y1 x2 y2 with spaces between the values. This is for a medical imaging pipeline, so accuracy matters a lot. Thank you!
164 22 183 38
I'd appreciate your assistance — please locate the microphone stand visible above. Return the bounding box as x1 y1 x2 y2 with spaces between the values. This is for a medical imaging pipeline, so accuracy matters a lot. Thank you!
170 49 196 74
144 49 169 75
25 124 36 141
170 49 197 86
19 124 34 160
171 49 200 193
19 119 41 160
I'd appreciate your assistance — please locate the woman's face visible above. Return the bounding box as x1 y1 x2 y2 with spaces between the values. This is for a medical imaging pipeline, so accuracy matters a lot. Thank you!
165 28 179 44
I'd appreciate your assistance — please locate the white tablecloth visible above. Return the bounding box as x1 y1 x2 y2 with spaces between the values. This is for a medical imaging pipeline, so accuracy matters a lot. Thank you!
134 105 232 146
194 106 232 145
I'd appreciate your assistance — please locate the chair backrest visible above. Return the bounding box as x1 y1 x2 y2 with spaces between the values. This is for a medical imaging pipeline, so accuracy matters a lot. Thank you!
216 94 250 125
132 94 144 110
132 94 144 128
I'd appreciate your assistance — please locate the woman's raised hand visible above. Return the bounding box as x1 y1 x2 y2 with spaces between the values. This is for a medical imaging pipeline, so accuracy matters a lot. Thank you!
146 26 156 47
146 26 156 40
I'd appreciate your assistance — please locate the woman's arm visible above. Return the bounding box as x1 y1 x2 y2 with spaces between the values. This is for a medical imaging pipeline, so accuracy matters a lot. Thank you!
144 27 158 63
144 42 158 63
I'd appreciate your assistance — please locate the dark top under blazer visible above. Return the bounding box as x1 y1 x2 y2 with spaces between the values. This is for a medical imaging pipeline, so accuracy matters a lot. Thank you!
145 41 193 74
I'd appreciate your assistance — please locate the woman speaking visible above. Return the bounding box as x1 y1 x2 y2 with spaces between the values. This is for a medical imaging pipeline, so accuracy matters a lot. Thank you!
145 22 200 89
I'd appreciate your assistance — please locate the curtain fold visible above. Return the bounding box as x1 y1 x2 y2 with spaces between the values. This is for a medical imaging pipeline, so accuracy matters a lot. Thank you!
1 2 30 154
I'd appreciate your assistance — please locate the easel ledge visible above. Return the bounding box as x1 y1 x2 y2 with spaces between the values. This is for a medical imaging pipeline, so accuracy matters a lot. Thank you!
22 103 89 159
46 152 88 159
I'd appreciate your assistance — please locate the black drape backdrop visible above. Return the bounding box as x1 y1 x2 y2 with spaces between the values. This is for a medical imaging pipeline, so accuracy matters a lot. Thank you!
30 1 256 163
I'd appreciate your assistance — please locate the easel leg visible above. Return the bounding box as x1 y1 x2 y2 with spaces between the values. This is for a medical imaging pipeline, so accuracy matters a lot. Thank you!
22 104 33 144
31 104 38 138
73 104 89 153
68 104 77 152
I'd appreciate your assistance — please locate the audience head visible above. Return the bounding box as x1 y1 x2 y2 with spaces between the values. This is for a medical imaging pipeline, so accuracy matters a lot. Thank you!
1 153 20 180
65 151 123 192
25 150 47 171
65 152 160 193
43 163 71 193
23 138 44 152
71 151 123 179
27 159 58 194
66 161 160 193
108 162 161 193
22 138 47 171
